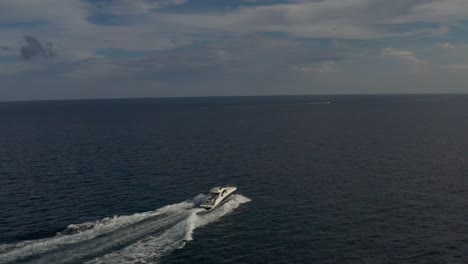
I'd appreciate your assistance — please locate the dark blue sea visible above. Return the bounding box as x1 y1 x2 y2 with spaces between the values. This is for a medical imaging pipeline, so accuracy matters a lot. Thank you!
1 95 467 263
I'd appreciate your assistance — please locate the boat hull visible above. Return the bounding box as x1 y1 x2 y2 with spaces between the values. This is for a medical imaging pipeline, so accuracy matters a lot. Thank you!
196 193 234 215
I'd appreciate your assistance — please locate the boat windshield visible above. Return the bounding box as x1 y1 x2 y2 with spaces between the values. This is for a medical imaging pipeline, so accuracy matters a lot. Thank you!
205 193 219 204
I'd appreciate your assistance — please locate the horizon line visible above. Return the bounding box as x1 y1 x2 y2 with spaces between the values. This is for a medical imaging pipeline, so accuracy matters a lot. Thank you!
2 92 468 103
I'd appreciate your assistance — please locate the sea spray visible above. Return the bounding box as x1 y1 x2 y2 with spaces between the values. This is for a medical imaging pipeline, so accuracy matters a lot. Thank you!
0 194 250 264
87 194 251 264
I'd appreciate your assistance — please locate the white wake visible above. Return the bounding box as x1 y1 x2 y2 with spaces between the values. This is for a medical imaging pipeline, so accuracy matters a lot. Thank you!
0 194 251 264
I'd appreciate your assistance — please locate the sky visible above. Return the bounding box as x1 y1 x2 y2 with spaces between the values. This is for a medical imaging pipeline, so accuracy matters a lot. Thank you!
1 0 468 101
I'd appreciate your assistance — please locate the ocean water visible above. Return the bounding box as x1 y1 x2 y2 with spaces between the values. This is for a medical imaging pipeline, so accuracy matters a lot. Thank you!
0 95 467 263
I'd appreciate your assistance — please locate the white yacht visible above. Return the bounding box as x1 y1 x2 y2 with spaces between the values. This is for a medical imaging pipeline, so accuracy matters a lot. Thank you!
198 186 237 213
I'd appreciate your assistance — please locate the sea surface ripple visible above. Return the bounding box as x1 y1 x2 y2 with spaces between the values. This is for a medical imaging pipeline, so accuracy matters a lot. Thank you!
1 95 468 263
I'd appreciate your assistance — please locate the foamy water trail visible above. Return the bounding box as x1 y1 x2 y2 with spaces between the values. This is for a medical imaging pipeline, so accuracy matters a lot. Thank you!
0 194 251 264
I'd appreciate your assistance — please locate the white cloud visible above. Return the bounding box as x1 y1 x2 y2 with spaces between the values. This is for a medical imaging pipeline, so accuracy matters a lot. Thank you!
432 42 468 54
0 0 90 32
428 42 468 71
0 0 191 62
95 0 188 15
435 42 456 51
395 0 468 23
0 0 466 64
151 0 465 39
2 0 468 100
318 61 337 74
439 64 468 71
380 47 427 66
292 61 337 74
3 35 343 81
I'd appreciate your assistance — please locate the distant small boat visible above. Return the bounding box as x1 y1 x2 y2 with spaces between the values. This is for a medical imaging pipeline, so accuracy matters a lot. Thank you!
197 186 237 215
